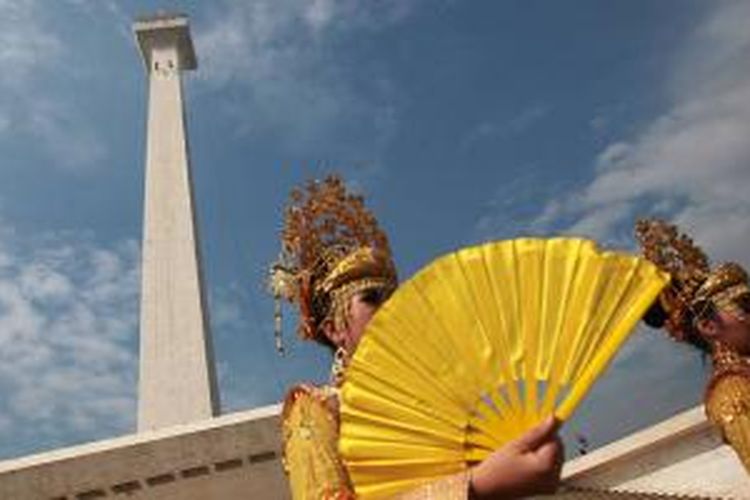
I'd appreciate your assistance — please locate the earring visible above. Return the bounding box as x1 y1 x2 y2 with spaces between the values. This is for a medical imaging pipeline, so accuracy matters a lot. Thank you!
330 346 349 386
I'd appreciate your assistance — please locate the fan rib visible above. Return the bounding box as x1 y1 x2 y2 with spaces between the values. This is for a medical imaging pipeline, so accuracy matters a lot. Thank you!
483 244 524 411
417 256 486 399
569 256 638 384
362 288 474 415
514 239 542 419
537 239 583 417
345 360 465 430
556 261 668 419
558 248 605 385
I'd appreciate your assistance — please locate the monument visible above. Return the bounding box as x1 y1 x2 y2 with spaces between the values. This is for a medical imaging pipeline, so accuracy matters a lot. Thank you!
134 13 219 431
0 14 289 499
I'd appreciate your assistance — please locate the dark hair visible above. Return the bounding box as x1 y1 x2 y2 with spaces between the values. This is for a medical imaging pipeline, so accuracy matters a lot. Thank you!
358 287 390 307
643 300 668 329
642 300 712 353
310 292 335 350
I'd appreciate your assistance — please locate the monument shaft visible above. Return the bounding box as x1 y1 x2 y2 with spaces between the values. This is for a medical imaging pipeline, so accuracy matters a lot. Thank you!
135 15 219 431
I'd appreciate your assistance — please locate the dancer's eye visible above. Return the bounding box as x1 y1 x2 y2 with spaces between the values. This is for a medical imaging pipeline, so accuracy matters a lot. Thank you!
360 288 387 306
736 294 750 315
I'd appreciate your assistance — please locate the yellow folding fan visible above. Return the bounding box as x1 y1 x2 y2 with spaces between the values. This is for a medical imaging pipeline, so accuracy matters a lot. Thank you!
339 238 669 498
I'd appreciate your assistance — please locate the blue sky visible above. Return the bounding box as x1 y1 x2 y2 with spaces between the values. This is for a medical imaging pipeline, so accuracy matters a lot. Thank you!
0 0 748 460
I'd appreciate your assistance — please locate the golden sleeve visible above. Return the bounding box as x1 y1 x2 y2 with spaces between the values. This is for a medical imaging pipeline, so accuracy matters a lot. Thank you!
705 374 750 474
282 386 354 500
391 472 469 500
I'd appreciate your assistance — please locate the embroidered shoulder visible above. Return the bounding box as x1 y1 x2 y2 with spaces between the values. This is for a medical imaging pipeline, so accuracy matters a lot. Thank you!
706 374 750 427
281 384 352 499
705 373 750 473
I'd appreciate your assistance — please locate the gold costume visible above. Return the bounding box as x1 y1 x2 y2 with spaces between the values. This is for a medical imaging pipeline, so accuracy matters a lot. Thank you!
272 176 468 499
282 385 353 499
705 345 750 472
281 382 470 499
636 219 750 472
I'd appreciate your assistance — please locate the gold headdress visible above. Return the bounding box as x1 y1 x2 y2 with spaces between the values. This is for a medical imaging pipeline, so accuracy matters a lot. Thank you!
270 175 397 351
635 218 749 343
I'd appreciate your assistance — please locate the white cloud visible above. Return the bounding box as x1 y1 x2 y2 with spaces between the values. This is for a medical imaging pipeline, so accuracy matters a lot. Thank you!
19 263 73 302
0 114 9 134
194 0 414 157
530 1 750 266
470 2 750 448
0 230 139 458
535 0 750 450
0 0 63 90
26 98 107 170
0 1 114 171
210 283 249 333
304 0 337 33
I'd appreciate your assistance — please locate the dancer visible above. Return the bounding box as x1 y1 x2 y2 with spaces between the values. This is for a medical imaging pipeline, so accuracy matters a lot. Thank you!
637 219 750 473
271 175 563 499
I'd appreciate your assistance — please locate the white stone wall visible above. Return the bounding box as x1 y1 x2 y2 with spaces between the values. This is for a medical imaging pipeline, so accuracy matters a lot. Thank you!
564 406 750 499
0 406 289 500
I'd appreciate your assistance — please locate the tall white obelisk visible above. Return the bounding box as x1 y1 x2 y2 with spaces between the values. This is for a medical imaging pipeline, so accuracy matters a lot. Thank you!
134 14 219 431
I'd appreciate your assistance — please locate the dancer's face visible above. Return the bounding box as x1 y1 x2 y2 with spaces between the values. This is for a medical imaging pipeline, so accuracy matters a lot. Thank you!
323 288 388 354
697 298 750 355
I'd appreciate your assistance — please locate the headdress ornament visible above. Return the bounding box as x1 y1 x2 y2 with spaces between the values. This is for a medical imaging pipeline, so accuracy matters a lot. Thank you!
635 218 749 342
269 175 397 351
694 262 749 317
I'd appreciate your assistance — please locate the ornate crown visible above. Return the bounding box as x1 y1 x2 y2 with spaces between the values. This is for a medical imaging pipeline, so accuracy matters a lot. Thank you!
270 175 397 350
635 218 749 342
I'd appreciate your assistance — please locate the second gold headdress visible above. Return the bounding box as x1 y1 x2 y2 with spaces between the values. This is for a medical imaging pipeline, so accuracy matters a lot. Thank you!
635 218 750 345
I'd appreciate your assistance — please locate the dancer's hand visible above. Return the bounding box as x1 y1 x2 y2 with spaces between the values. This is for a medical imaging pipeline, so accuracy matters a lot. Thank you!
469 416 564 498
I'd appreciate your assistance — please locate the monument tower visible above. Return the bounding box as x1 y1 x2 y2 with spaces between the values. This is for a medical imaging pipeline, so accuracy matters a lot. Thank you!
134 13 219 431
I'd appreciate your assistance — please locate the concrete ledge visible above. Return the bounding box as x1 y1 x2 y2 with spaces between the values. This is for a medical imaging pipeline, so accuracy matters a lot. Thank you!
564 406 711 479
564 406 750 499
0 405 290 499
